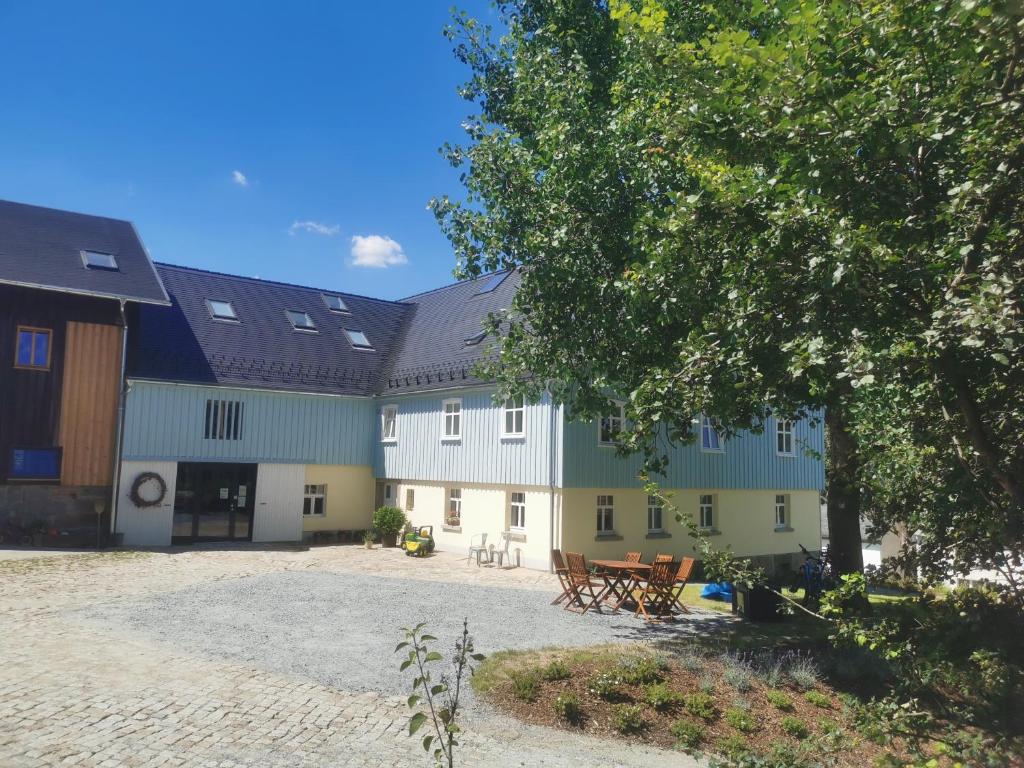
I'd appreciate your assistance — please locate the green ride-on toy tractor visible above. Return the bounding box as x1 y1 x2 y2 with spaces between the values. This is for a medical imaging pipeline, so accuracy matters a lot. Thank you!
400 525 435 557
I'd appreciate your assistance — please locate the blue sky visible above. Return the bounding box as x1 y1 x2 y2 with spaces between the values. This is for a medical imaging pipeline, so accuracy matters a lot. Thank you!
0 1 494 300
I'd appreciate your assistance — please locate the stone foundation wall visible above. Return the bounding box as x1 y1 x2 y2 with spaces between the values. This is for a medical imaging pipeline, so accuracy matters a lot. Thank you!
0 484 110 546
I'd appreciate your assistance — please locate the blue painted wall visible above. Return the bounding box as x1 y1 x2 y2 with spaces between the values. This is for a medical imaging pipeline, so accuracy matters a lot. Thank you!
561 415 825 490
123 380 375 465
374 387 562 487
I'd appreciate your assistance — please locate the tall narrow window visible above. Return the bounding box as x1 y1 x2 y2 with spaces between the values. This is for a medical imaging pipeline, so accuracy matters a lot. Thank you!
405 488 415 511
701 416 723 452
446 488 462 527
699 494 715 530
381 405 397 442
510 492 526 530
503 395 525 437
775 494 789 529
647 495 663 533
596 495 615 533
599 403 624 445
776 419 794 456
14 327 51 370
303 484 327 516
442 399 462 440
204 399 244 440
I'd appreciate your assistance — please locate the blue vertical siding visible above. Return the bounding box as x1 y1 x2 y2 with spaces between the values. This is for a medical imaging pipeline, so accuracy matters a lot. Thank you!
123 381 375 465
561 415 825 490
374 388 561 487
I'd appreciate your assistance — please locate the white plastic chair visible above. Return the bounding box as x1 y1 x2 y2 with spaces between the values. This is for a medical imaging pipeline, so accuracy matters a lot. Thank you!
468 533 488 566
489 531 514 568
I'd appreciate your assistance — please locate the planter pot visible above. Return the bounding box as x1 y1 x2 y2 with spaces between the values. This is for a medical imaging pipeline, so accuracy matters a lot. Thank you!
364 541 374 550
381 536 397 548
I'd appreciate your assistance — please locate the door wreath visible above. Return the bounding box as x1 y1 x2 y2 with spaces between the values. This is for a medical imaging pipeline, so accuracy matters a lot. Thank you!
130 472 167 508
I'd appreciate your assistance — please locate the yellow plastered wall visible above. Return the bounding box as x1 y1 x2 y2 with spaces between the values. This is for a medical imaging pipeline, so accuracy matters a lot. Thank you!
559 488 821 563
302 465 375 532
391 480 555 570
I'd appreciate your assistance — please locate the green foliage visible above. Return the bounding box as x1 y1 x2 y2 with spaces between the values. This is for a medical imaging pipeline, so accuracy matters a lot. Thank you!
361 529 376 544
509 670 540 702
682 692 718 721
669 718 705 749
804 690 831 709
586 672 621 700
785 654 821 690
553 692 582 723
765 690 794 712
372 506 407 538
643 682 681 712
781 716 809 740
612 704 647 734
723 658 754 693
540 659 571 681
717 733 753 761
616 653 666 685
698 673 717 694
725 706 759 734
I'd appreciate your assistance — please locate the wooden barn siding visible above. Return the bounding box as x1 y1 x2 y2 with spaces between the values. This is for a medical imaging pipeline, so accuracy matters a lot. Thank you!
0 285 121 482
122 381 375 466
561 414 826 491
373 388 562 487
58 322 122 485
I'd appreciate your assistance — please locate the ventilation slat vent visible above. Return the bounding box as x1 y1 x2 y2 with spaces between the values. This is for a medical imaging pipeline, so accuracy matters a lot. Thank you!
204 399 244 440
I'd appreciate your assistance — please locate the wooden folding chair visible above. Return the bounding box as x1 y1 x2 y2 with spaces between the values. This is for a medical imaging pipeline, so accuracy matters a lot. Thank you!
634 561 677 621
550 549 573 605
653 553 674 563
624 551 642 563
564 552 604 614
668 557 695 614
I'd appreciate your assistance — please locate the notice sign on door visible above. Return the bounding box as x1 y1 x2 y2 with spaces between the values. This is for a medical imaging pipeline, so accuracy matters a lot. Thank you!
219 487 229 499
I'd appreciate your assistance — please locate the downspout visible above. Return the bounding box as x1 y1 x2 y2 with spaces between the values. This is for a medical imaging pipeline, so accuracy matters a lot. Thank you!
108 299 129 544
547 385 557 573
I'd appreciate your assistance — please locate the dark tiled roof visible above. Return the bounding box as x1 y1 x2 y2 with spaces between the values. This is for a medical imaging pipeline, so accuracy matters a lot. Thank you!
0 199 168 304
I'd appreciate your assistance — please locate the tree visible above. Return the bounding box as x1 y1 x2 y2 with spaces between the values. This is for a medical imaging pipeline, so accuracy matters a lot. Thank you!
432 0 1024 576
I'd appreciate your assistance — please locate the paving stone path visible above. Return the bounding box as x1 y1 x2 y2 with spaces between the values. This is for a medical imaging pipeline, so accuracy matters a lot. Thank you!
0 546 704 767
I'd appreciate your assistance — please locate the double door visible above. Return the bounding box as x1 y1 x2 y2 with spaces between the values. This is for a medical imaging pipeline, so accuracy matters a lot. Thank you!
172 462 257 543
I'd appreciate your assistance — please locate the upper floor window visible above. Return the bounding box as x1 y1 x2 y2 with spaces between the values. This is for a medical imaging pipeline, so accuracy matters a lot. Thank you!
81 250 118 270
14 327 51 370
776 419 794 456
206 299 238 322
699 494 715 530
286 310 317 332
303 484 326 516
503 395 525 437
647 495 663 533
381 405 397 442
596 494 615 533
322 294 349 313
701 415 723 452
345 328 373 350
204 399 244 440
775 494 789 529
510 491 526 530
446 488 462 527
598 403 625 446
442 399 462 440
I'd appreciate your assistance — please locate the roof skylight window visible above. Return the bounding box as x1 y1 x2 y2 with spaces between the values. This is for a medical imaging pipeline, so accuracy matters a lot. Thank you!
344 328 374 350
206 299 238 321
286 309 317 331
322 294 349 313
473 271 509 295
464 330 487 346
81 250 118 270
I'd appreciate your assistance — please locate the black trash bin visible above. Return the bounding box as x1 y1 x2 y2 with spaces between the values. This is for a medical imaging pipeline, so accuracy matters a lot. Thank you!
732 583 782 621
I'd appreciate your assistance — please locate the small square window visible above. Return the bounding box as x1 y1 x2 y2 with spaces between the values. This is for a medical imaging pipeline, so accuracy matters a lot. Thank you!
14 327 51 370
81 250 118 270
345 329 373 350
207 299 238 321
286 310 317 331
303 484 327 516
322 294 349 313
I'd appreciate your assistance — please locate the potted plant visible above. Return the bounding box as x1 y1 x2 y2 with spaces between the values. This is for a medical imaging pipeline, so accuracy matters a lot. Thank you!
363 529 376 550
372 506 407 548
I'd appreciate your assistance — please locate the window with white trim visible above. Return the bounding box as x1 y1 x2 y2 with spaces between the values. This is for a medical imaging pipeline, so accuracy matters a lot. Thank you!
303 484 326 516
701 415 723 452
699 494 715 530
442 399 462 440
503 395 525 437
776 419 794 456
446 488 462 527
510 492 526 530
596 494 615 533
775 494 789 529
598 403 625 445
647 495 663 533
381 405 397 442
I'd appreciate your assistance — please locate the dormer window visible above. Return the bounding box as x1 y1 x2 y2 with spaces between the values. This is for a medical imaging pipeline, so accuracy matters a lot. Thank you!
322 294 349 313
206 299 238 322
81 250 118 270
345 328 373 350
286 310 317 331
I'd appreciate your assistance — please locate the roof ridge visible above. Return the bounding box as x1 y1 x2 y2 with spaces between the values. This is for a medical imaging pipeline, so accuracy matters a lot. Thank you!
154 261 409 307
399 268 513 302
0 197 133 226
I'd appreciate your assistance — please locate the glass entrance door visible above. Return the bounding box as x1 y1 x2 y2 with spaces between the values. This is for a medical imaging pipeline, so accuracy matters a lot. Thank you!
173 462 257 543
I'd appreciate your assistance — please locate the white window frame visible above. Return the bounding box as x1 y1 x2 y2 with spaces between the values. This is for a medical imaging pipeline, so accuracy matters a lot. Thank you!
510 491 526 531
775 494 789 529
446 488 462 527
502 395 526 438
598 402 625 446
596 494 615 534
701 415 724 453
381 405 397 443
442 398 462 441
302 484 327 517
699 494 715 530
647 495 663 533
776 419 795 456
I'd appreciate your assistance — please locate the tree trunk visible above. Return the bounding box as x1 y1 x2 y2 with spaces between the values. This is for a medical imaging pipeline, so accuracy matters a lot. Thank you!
825 405 865 575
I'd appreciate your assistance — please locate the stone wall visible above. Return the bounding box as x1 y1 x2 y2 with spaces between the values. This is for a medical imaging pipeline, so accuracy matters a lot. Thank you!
0 484 110 546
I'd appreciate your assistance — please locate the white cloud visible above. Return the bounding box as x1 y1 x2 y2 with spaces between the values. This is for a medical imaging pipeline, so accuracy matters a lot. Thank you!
350 234 408 268
231 170 249 187
290 220 341 237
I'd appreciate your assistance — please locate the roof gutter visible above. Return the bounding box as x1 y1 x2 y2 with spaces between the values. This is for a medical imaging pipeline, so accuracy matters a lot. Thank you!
108 300 130 543
0 277 171 306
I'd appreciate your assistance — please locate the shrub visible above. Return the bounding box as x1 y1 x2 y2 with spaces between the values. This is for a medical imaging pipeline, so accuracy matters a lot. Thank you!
587 672 621 700
786 652 821 690
644 682 682 711
724 664 753 693
781 715 809 739
617 654 666 685
678 650 703 672
766 689 795 712
670 719 705 749
698 673 717 694
612 704 647 734
372 506 407 540
683 692 718 721
725 706 759 733
804 690 831 709
509 670 540 702
718 734 753 760
760 656 787 688
541 659 571 682
553 692 582 723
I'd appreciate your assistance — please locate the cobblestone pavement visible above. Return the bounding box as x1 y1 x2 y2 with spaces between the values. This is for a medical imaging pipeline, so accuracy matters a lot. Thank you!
0 546 702 767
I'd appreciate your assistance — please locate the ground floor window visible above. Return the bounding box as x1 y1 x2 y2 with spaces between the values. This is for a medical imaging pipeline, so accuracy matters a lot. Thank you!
303 484 326 516
647 495 663 532
699 494 715 530
510 492 526 530
596 494 614 533
446 488 462 527
405 488 415 511
775 494 789 529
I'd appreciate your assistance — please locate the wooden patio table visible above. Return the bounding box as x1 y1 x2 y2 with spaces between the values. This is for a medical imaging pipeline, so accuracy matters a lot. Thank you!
591 560 653 612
